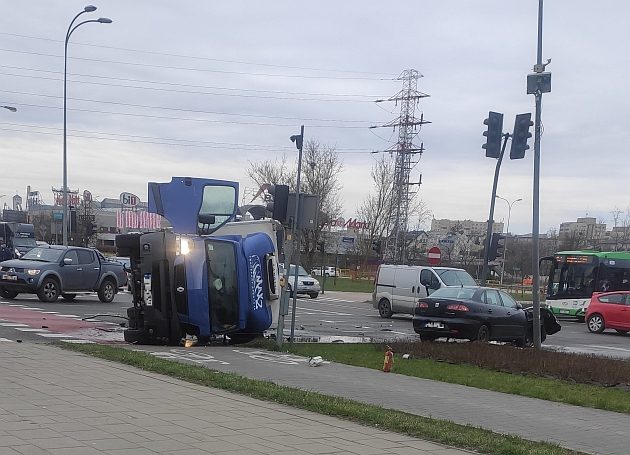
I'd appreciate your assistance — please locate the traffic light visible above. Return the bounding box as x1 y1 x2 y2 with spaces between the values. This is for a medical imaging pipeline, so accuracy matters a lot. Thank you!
482 111 504 158
488 233 506 261
265 184 289 222
510 113 533 159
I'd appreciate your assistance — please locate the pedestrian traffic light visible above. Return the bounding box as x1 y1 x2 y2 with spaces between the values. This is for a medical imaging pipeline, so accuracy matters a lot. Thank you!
510 113 533 159
265 184 289 222
488 233 506 261
482 111 504 158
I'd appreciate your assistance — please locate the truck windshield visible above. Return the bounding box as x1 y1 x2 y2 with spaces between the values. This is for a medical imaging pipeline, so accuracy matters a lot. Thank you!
13 238 36 248
206 240 239 333
436 269 477 286
21 248 64 262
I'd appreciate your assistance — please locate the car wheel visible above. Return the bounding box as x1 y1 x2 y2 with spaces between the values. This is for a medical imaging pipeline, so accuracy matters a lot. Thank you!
98 279 116 303
476 324 490 342
587 314 605 333
420 334 436 342
37 277 60 303
378 299 393 318
0 287 18 299
61 293 76 302
309 292 318 299
615 329 629 334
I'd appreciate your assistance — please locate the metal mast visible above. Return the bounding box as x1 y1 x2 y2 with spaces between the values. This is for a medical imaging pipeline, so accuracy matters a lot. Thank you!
375 69 430 264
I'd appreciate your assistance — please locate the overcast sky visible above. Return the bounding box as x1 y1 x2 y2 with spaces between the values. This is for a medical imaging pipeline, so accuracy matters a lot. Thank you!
1 1 629 235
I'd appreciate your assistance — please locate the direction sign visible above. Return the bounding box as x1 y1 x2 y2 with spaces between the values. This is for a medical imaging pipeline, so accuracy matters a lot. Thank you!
428 246 441 266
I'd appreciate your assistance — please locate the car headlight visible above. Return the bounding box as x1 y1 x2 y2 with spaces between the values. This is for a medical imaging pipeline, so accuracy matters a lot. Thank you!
176 235 193 255
26 269 41 276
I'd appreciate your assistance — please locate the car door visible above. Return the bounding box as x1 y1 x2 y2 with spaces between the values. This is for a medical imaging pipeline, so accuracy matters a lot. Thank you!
59 250 81 290
76 249 100 290
621 295 630 330
498 291 526 337
483 289 510 339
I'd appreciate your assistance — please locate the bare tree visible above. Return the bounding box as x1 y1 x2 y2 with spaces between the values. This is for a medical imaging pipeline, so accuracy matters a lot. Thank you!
247 155 293 188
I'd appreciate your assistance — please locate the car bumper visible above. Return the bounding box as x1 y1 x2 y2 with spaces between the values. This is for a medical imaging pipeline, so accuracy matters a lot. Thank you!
548 306 586 318
413 316 480 339
0 275 37 293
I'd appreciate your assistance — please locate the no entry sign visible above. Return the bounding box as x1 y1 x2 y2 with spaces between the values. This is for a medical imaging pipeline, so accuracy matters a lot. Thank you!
428 246 441 266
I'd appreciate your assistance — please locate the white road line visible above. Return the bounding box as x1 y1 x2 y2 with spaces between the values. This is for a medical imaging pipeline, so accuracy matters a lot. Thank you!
8 304 25 307
55 314 80 318
26 307 44 311
0 338 14 342
61 339 94 344
15 328 49 332
0 323 29 327
41 311 59 314
585 344 630 353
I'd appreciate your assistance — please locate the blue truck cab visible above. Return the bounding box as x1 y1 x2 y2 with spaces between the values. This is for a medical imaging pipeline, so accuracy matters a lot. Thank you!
0 222 36 261
116 177 281 345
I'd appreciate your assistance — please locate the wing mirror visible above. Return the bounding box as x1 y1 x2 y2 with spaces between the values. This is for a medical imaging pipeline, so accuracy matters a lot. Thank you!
516 302 523 310
63 257 73 265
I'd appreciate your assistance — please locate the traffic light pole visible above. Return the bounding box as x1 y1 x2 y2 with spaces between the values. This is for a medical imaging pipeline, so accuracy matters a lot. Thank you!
481 133 510 285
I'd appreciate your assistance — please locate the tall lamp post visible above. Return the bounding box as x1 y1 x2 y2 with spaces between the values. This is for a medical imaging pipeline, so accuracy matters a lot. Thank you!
495 195 522 285
63 5 111 246
1 106 16 218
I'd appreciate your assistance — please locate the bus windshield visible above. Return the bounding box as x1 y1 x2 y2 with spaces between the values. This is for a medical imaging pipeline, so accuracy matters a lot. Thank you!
546 252 630 299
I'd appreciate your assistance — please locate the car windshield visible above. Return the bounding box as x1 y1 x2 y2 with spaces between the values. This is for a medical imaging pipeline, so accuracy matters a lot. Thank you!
437 269 477 286
429 287 477 300
21 248 64 262
289 265 309 276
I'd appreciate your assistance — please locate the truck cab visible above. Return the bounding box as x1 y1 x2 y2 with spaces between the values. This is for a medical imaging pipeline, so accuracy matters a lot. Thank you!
117 177 281 345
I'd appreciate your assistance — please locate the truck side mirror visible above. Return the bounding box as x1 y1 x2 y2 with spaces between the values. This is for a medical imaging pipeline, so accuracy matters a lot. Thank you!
198 214 216 225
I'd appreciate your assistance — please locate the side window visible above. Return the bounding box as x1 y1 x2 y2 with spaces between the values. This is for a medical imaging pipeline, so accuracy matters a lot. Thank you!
64 250 79 264
76 250 94 265
598 294 625 304
198 185 237 233
499 291 518 309
484 290 502 306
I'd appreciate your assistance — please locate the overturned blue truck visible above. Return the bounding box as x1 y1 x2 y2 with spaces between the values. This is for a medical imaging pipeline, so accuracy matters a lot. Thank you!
116 177 285 345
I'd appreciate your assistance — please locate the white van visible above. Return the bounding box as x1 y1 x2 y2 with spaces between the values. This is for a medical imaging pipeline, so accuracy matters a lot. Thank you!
372 264 477 318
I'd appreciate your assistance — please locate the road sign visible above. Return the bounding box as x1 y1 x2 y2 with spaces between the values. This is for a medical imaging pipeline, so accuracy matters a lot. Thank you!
78 214 95 222
428 246 441 266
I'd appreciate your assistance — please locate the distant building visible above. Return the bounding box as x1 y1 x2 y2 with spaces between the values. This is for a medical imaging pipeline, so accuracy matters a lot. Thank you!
558 217 606 250
430 218 504 238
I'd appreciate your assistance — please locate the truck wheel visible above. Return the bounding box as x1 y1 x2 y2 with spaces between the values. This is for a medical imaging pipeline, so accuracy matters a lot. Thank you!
61 293 76 302
37 277 60 303
98 279 116 303
0 288 18 299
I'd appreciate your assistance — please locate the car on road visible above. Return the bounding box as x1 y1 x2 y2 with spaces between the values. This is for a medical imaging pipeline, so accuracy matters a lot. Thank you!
280 264 321 298
311 266 339 277
413 286 561 345
585 291 630 334
0 245 127 303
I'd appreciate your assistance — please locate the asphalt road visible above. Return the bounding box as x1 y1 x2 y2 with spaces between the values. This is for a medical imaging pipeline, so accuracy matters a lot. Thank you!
1 290 630 359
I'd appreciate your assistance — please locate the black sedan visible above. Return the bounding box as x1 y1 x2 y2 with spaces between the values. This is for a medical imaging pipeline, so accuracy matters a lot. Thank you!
413 287 560 345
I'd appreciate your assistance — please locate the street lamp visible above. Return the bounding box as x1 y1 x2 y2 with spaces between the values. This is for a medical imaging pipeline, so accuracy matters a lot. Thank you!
62 5 112 246
495 195 522 285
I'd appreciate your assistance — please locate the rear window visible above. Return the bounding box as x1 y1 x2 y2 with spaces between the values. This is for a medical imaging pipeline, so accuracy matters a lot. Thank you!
436 269 477 286
429 287 477 300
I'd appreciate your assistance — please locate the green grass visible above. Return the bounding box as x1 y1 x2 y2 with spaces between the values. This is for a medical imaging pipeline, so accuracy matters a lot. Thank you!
60 342 584 455
316 276 373 293
277 343 630 415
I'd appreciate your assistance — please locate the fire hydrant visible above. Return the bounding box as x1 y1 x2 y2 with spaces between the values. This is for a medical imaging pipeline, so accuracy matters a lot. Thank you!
382 345 394 372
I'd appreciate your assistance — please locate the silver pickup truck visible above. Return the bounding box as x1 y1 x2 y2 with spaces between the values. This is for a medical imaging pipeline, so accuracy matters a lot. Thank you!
0 245 127 303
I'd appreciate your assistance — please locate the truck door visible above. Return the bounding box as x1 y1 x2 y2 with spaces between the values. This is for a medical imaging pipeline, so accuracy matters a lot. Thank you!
205 239 239 334
60 250 81 290
76 249 100 290
392 268 419 313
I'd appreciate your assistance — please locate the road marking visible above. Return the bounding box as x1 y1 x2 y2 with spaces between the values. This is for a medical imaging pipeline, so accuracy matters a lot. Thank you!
61 339 94 344
27 307 44 311
585 344 630 353
15 328 49 332
37 333 77 338
295 307 352 316
55 314 80 318
0 323 29 327
0 338 14 342
41 311 59 314
232 349 308 365
134 348 230 365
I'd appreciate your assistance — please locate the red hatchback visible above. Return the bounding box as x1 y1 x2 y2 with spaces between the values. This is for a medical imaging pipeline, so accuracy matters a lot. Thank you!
585 291 630 334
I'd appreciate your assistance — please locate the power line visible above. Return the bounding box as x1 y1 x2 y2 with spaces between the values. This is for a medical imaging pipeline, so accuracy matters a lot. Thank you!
0 31 395 78
0 101 372 129
0 89 377 124
0 64 383 99
0 123 374 153
0 47 394 81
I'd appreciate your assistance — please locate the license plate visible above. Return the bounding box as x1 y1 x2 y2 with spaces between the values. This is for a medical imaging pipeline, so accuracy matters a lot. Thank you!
425 322 444 329
2 274 17 281
559 309 571 314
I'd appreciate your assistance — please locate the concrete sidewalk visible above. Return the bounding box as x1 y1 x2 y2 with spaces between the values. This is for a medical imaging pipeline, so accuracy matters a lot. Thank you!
0 342 474 455
131 345 630 455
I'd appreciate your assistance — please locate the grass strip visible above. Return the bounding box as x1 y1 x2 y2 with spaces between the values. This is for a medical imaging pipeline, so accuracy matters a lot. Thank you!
60 342 584 455
278 343 630 414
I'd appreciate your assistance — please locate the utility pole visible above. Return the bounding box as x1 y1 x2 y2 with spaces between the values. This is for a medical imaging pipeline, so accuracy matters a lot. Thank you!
529 0 552 349
288 125 304 343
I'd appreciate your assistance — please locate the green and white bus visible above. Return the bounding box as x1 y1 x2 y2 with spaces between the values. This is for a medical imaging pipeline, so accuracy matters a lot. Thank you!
541 250 630 321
